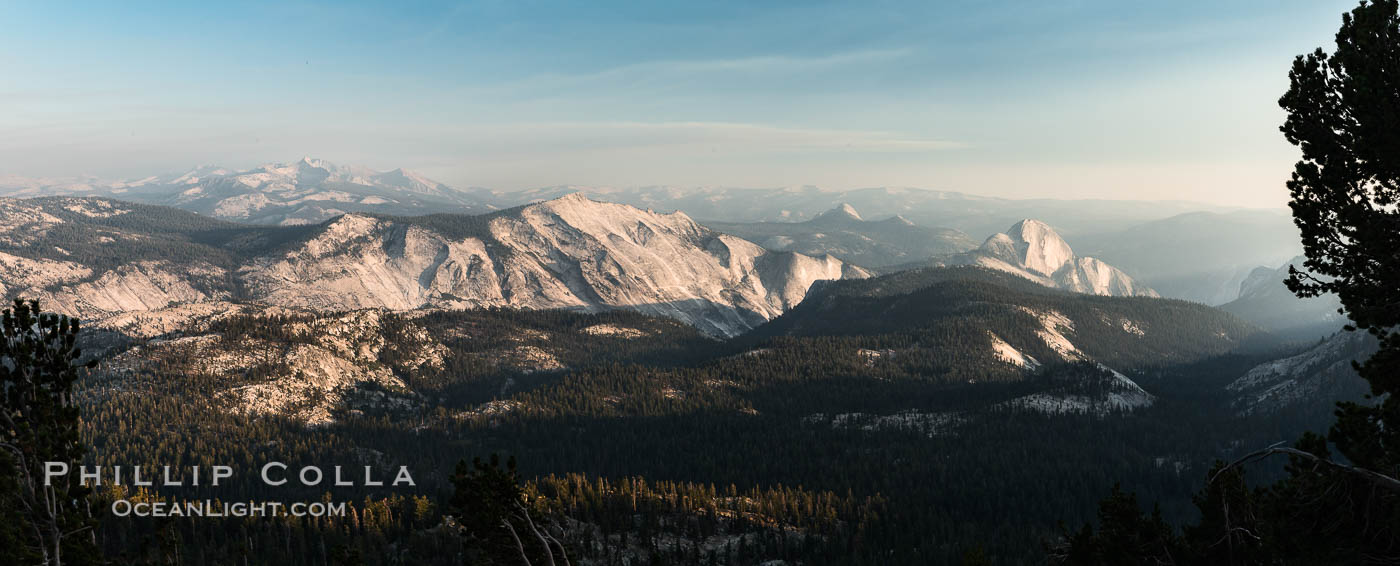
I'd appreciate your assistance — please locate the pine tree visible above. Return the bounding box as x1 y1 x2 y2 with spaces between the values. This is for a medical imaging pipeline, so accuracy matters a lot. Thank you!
0 299 100 565
1280 0 1400 475
447 454 571 565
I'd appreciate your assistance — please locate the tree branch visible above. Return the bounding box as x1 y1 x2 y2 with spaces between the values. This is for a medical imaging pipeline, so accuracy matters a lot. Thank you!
1211 442 1400 494
502 520 533 566
516 502 557 566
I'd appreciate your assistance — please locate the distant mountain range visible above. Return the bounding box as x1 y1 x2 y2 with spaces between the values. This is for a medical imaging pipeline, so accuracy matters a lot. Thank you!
1 158 1288 235
475 185 1303 306
1073 211 1303 305
1220 255 1345 341
704 203 977 268
491 184 1261 238
0 194 866 337
0 158 1311 307
3 187 1307 345
0 158 494 225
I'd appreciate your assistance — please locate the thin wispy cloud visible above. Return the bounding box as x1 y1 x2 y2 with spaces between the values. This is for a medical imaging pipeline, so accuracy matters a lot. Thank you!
457 121 963 153
453 48 915 97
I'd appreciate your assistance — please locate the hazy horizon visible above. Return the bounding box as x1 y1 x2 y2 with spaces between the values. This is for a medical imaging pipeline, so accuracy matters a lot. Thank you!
1 0 1357 208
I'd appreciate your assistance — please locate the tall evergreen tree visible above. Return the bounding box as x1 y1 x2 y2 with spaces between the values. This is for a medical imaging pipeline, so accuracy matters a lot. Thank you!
0 300 99 565
447 455 571 566
1280 0 1400 474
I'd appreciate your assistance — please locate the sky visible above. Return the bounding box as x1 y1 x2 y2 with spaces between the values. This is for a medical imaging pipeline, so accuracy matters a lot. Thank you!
0 0 1361 207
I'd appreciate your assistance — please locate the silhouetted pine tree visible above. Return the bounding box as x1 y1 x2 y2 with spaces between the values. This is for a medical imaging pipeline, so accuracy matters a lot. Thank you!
0 299 100 565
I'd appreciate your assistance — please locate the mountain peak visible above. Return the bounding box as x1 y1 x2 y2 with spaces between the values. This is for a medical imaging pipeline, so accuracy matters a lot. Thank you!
955 218 1152 297
835 203 861 219
813 203 863 223
532 192 695 223
1003 219 1073 276
551 192 593 204
253 157 329 173
167 164 229 184
293 156 330 169
370 167 446 192
1008 218 1053 235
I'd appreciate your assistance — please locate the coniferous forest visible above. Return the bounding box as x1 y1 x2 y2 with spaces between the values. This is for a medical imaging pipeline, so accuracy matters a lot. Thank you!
41 269 1365 565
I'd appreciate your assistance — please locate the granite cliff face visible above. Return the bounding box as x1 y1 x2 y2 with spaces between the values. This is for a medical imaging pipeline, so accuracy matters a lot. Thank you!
950 220 1157 297
241 194 867 336
0 194 867 337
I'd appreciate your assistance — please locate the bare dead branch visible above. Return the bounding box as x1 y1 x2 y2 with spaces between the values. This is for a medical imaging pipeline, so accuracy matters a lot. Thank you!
1211 442 1400 494
502 520 533 566
515 502 557 566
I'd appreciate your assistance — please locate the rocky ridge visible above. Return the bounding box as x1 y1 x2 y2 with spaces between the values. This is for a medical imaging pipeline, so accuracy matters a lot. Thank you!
0 194 868 337
1228 331 1376 415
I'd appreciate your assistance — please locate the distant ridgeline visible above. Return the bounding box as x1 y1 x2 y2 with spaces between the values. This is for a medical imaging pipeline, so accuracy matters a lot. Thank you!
754 266 1267 370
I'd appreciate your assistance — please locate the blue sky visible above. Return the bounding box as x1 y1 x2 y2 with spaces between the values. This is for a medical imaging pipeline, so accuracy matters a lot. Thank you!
0 0 1359 206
